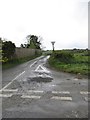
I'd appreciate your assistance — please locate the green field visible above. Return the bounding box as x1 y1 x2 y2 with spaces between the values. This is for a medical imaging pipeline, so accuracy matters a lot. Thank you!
48 49 89 75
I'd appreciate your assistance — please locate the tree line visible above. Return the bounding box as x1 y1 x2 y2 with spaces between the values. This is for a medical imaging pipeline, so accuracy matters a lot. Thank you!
0 35 42 62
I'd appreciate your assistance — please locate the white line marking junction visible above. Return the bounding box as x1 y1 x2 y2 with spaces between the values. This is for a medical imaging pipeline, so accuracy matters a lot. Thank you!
0 71 25 92
21 95 41 99
30 61 37 68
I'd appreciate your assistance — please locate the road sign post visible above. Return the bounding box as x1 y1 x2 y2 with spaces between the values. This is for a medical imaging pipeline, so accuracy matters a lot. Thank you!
51 41 55 52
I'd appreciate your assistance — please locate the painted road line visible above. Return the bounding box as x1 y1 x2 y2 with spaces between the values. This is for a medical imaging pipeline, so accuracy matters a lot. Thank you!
52 91 70 94
51 96 72 101
35 64 50 73
0 71 25 92
21 95 41 99
30 61 37 68
80 91 90 95
35 65 46 71
2 89 18 92
28 90 44 93
74 78 78 81
84 97 90 102
49 85 56 87
0 94 13 98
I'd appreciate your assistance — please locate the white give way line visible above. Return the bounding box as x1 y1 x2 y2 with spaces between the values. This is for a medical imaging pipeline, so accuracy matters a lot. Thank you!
0 60 42 92
0 60 39 92
30 61 37 68
35 64 50 73
0 71 25 92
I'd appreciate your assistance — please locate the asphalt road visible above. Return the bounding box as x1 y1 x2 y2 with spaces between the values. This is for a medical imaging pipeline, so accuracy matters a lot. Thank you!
1 56 89 118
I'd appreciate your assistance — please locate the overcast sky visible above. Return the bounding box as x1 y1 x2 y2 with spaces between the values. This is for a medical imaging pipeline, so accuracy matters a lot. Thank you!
0 0 89 50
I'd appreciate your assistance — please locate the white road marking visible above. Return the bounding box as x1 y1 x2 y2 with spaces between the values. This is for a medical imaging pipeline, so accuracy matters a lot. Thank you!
0 71 25 92
28 90 44 93
49 85 56 87
80 91 90 95
84 97 90 102
30 61 37 68
52 91 70 94
74 78 78 81
2 89 18 92
21 95 41 99
35 64 50 73
35 65 45 71
0 94 13 98
51 96 72 101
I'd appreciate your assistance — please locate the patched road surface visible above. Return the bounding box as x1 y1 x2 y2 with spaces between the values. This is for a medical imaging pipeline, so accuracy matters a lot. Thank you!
1 56 88 118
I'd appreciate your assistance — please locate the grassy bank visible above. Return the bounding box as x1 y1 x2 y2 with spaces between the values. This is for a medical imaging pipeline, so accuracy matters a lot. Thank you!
48 50 89 75
2 54 41 70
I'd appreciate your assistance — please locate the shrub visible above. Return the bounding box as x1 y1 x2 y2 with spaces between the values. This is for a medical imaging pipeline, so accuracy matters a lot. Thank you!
2 41 16 62
52 51 74 63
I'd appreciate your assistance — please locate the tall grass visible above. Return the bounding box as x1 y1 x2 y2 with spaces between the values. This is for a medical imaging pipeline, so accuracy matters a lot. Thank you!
48 50 89 75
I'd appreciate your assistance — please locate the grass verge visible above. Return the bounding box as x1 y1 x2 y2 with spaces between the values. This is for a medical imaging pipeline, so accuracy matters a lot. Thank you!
2 54 41 70
48 50 89 76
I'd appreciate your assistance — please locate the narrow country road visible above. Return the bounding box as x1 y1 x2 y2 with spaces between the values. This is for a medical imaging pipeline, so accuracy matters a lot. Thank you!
1 56 88 118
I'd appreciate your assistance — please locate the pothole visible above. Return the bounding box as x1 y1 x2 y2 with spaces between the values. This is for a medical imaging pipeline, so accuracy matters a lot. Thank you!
27 75 53 83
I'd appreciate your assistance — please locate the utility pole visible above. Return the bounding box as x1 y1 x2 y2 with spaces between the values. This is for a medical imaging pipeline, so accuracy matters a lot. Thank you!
51 41 55 52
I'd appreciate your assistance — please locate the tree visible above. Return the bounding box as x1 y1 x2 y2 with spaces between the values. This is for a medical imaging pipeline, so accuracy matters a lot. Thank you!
2 41 16 61
20 44 25 48
0 37 2 49
26 35 41 49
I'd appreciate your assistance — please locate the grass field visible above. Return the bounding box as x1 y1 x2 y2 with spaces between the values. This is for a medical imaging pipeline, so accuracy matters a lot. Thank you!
48 49 89 75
